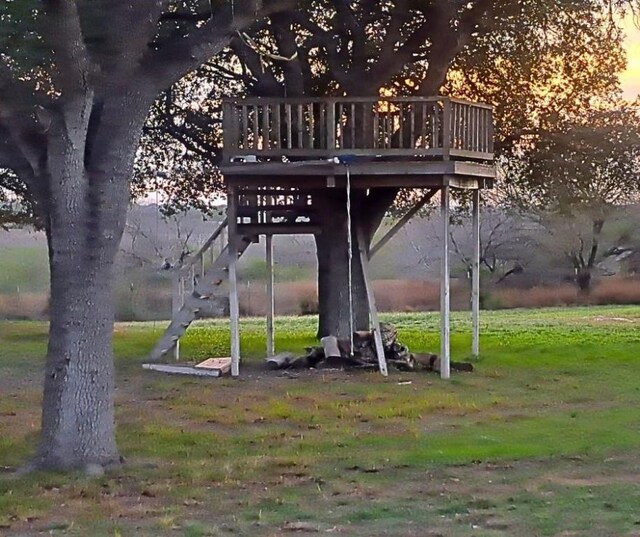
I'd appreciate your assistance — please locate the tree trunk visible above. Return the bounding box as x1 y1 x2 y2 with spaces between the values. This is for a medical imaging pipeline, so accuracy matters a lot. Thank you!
38 232 120 470
314 189 395 339
315 191 369 338
576 269 592 294
34 91 149 471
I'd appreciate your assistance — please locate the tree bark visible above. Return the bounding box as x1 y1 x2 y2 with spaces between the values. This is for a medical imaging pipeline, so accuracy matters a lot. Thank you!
315 191 369 338
314 189 395 339
35 90 151 471
38 228 120 470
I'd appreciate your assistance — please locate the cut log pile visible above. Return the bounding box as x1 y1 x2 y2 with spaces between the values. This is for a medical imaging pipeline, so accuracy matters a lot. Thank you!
265 323 473 374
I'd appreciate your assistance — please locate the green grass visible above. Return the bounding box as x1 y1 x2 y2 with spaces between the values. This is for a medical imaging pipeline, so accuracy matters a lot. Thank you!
1 306 640 535
0 247 49 294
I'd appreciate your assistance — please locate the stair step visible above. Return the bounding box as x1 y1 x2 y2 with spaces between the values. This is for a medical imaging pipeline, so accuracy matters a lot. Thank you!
148 234 252 362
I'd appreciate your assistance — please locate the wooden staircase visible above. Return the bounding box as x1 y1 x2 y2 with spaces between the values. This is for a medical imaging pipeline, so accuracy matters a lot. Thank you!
148 188 320 363
148 219 252 362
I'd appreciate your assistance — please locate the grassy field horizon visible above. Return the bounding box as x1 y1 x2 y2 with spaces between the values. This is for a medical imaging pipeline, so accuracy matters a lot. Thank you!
1 305 640 536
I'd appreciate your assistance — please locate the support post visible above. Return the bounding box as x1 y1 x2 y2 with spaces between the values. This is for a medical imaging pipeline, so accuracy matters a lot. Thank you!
472 189 480 359
228 186 241 377
172 275 181 361
440 185 451 379
265 234 275 357
356 228 388 377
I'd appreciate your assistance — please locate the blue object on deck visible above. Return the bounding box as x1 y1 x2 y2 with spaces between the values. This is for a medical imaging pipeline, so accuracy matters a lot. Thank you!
337 155 359 165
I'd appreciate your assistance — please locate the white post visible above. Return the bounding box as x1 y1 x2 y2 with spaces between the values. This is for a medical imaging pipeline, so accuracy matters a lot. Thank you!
172 275 181 361
356 228 388 377
228 186 241 377
472 189 480 359
440 185 451 380
266 234 275 357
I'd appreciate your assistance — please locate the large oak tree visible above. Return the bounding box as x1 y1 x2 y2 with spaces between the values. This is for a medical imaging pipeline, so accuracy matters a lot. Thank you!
135 0 637 336
0 0 293 472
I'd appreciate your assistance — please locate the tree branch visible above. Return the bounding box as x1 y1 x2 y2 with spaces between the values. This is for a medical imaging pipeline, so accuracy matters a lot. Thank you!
140 0 296 94
43 0 95 96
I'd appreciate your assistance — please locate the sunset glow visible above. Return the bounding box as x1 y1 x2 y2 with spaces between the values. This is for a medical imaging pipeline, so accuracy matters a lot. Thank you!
621 13 640 99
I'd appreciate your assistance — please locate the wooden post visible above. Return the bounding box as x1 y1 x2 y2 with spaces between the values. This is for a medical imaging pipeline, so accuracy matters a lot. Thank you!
440 185 451 379
472 189 480 359
357 228 388 377
265 234 275 357
172 275 181 361
327 99 336 151
442 99 452 160
228 186 241 377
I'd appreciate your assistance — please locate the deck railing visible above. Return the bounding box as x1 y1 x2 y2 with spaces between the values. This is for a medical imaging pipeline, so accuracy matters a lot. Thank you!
222 96 494 163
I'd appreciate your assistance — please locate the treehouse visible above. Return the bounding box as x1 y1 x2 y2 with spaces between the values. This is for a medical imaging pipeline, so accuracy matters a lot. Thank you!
147 96 496 378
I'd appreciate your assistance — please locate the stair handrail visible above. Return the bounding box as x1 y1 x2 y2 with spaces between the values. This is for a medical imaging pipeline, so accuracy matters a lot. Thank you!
176 217 229 278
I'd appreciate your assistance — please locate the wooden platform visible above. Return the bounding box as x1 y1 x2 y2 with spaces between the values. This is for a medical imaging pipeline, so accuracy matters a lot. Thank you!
223 160 494 189
221 96 495 191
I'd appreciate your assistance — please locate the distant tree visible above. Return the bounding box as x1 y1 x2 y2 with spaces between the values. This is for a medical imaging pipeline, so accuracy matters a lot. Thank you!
448 207 533 282
503 103 640 291
0 0 293 472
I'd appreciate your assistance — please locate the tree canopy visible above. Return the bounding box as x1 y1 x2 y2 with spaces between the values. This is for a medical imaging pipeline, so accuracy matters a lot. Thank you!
131 0 637 212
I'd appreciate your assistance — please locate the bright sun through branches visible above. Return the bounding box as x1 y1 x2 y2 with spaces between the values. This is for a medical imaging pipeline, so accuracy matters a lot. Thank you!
621 13 640 99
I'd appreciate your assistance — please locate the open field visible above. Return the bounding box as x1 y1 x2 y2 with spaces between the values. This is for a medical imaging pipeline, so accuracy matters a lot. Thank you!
1 306 640 536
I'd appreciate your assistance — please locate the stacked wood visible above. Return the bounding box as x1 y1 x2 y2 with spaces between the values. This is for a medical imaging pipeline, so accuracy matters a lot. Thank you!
264 323 473 374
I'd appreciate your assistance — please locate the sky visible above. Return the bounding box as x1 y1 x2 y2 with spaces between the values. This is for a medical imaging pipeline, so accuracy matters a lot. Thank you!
621 13 640 100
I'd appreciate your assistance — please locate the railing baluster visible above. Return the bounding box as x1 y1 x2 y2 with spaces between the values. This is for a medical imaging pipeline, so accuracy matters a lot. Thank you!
263 104 270 151
252 105 259 150
273 104 281 150
410 103 415 149
338 103 344 148
327 101 336 151
374 104 379 149
422 102 428 148
471 106 476 152
241 105 248 149
476 106 480 152
319 102 326 150
297 104 303 149
308 103 315 149
481 108 486 153
443 99 452 159
398 103 404 149
360 103 367 149
286 104 292 149
350 103 356 149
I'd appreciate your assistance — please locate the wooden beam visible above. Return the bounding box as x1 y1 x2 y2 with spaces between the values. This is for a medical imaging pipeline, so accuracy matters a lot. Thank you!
472 189 480 359
237 223 322 235
440 186 451 380
228 186 241 377
356 227 388 377
370 189 438 258
265 234 275 357
172 275 182 361
221 160 496 178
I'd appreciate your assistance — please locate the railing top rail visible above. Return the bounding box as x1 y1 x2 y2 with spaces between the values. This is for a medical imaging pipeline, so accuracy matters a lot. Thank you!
447 97 493 110
222 96 492 109
177 217 228 275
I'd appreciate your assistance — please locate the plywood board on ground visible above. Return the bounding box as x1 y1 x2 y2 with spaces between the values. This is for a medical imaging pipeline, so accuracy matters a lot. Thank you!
195 357 232 374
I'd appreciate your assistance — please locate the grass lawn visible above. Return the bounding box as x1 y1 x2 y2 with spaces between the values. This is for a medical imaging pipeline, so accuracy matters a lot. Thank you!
1 305 640 536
